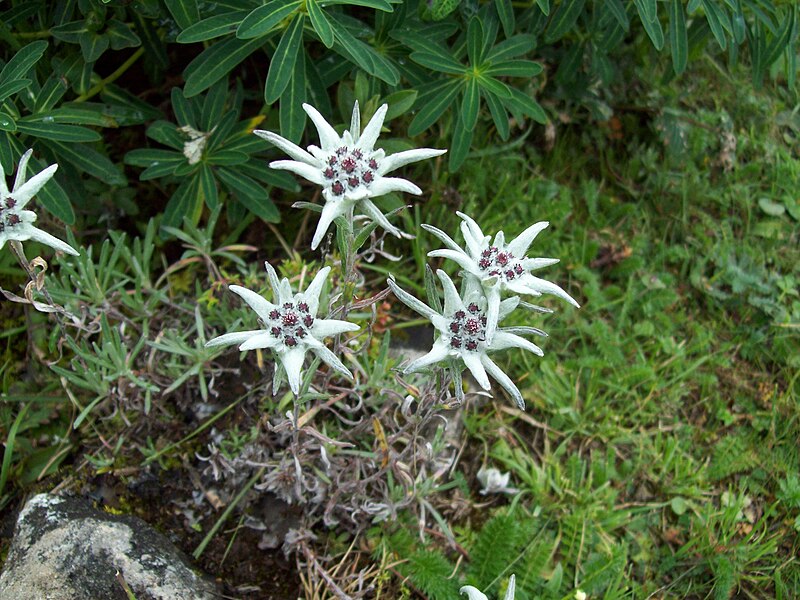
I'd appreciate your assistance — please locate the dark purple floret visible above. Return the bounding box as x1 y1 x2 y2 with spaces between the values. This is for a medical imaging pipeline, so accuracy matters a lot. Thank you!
7 214 20 226
303 314 314 327
449 322 460 333
271 326 281 336
465 319 479 334
284 336 297 347
514 264 523 274
283 312 298 326
466 340 478 351
324 167 335 179
6 198 16 209
348 176 359 188
269 309 280 320
331 181 344 195
454 310 466 320
341 157 357 173
468 303 479 314
298 302 309 312
362 171 374 183
368 158 378 170
296 328 306 338
450 336 462 349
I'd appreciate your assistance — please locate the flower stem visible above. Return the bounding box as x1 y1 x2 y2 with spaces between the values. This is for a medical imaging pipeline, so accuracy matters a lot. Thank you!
8 241 69 340
74 47 144 103
292 391 304 501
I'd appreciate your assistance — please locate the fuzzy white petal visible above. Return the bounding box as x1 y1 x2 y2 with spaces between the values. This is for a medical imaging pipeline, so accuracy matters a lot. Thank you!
311 199 349 251
459 586 489 600
525 275 580 307
378 148 447 175
508 221 549 257
280 347 306 395
229 285 275 322
428 249 480 277
268 160 325 185
387 279 439 321
238 332 278 351
367 176 422 197
420 223 462 252
302 103 341 150
23 225 80 255
436 269 463 316
311 318 360 338
13 164 58 209
303 266 331 314
463 352 490 390
504 575 516 600
12 149 32 193
360 198 404 238
254 130 317 165
205 330 264 348
522 257 560 271
404 339 450 373
357 103 387 152
482 355 525 410
313 344 354 380
349 100 361 142
483 286 501 342
264 261 282 301
491 331 544 356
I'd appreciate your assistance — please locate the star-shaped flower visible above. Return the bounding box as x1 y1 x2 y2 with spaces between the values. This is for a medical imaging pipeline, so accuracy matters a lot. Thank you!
0 150 78 256
388 271 548 410
255 102 446 250
206 262 359 395
477 467 519 495
460 574 516 600
423 212 578 339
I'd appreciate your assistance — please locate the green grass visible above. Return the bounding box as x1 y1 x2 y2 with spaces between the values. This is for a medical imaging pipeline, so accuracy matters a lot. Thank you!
377 62 799 599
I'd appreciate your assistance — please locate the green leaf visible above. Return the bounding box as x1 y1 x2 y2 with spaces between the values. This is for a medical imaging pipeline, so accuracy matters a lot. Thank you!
462 78 480 131
670 496 689 515
177 11 248 43
409 51 465 74
423 264 442 313
384 90 418 120
280 52 307 142
485 60 543 77
762 7 794 68
16 120 101 142
125 149 184 178
353 220 381 252
79 31 110 62
171 87 197 128
669 0 688 74
0 79 31 103
495 0 515 38
308 0 334 48
758 197 785 216
207 149 249 165
321 0 394 11
467 17 484 66
636 0 665 49
408 80 461 135
264 14 305 104
236 0 300 39
332 16 400 85
606 0 630 30
147 120 185 150
46 140 127 186
162 176 203 230
483 90 509 140
200 79 228 132
703 0 729 50
33 75 70 114
184 37 265 97
0 113 17 132
536 0 550 15
477 75 511 98
106 19 141 50
486 34 536 62
638 0 657 22
0 41 47 82
164 0 200 30
545 0 586 43
503 87 547 124
449 109 473 171
198 163 219 210
217 167 280 222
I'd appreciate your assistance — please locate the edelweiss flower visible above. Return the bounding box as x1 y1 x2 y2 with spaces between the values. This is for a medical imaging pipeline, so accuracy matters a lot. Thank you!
206 262 359 395
477 467 519 495
388 271 548 410
255 102 446 250
460 574 516 600
0 150 78 256
423 212 578 339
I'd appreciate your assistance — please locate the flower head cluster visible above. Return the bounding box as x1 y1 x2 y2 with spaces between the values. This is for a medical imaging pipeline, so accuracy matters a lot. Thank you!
461 574 516 600
206 262 359 395
255 102 446 250
389 212 579 410
0 150 78 256
424 212 578 339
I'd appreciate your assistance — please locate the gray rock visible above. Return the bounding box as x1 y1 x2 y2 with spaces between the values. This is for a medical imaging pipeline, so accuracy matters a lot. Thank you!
0 493 218 600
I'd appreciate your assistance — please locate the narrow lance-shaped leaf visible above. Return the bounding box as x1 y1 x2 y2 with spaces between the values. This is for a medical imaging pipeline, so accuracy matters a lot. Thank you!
279 52 307 141
265 14 305 104
164 0 200 29
237 0 300 39
184 37 265 97
307 0 334 48
669 0 688 74
545 0 586 43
